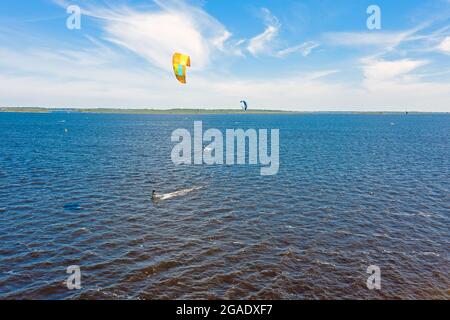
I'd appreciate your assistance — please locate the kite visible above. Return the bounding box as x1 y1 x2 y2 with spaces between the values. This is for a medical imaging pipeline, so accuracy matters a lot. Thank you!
172 52 191 84
240 100 248 111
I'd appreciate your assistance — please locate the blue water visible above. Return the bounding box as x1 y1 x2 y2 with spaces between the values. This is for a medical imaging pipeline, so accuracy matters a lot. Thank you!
0 112 448 299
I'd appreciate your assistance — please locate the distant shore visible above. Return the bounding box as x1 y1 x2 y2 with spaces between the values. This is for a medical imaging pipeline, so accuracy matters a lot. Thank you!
0 107 292 115
0 107 447 115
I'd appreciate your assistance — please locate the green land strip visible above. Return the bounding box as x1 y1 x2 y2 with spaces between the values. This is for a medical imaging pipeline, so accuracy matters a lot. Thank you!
1 107 50 113
77 108 294 114
0 107 293 114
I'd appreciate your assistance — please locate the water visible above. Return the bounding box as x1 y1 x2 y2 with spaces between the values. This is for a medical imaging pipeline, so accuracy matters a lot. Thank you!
0 112 448 299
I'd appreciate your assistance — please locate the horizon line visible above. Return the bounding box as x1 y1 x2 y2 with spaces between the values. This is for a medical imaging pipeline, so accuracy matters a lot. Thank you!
1 107 449 115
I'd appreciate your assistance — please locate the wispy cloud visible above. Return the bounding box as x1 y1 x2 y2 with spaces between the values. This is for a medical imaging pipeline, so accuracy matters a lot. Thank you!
438 36 450 54
247 8 319 58
276 41 319 57
322 24 432 57
324 31 409 48
323 22 450 59
58 0 238 71
362 58 429 82
247 8 280 56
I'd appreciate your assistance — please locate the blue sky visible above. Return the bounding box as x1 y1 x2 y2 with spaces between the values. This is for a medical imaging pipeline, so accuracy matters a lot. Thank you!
0 0 449 111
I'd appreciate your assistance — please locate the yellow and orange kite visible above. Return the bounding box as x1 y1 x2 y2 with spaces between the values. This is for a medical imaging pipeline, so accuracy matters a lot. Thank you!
172 52 191 84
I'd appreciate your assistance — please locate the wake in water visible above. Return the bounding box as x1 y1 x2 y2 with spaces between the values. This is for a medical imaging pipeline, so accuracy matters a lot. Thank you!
152 186 203 202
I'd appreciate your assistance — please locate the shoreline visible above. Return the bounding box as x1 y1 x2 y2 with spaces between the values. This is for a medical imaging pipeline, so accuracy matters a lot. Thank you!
0 107 448 115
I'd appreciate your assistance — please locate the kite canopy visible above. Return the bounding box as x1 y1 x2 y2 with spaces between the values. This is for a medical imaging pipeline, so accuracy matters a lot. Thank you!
172 52 190 84
240 100 248 111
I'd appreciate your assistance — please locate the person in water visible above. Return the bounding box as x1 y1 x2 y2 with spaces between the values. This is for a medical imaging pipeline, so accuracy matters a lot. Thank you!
151 190 156 201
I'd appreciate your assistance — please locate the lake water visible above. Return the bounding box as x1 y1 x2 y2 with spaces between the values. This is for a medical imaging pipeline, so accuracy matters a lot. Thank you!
0 112 448 299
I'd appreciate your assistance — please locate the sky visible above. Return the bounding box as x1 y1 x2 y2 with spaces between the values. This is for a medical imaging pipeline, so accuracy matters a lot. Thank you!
0 0 449 111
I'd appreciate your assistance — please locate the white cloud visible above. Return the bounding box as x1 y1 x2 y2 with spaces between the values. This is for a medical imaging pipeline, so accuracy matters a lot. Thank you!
82 2 317 62
247 26 278 56
324 31 408 48
247 8 319 59
322 24 429 57
70 0 238 71
247 8 280 56
362 59 429 82
277 41 319 57
438 36 450 54
356 58 450 111
212 30 232 51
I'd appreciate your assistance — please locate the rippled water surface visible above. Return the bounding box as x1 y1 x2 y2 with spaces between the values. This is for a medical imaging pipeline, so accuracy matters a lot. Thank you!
0 112 448 299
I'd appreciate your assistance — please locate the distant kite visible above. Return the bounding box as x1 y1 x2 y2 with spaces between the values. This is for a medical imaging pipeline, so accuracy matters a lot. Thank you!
172 52 190 84
240 100 248 111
